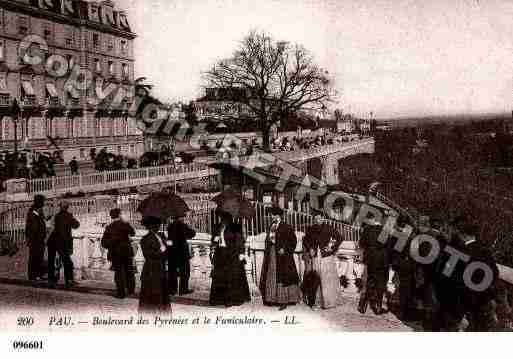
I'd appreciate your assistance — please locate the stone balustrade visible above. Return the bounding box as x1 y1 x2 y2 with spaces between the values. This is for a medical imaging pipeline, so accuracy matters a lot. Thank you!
70 224 363 299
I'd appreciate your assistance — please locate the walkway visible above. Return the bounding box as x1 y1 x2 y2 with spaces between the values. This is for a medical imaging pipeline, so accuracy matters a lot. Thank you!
1 139 375 202
0 247 410 332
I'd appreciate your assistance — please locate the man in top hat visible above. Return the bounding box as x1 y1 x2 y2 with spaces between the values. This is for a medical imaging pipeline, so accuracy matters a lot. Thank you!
48 201 80 289
167 215 196 296
26 194 47 281
302 207 344 309
259 206 301 310
101 208 136 298
453 217 498 331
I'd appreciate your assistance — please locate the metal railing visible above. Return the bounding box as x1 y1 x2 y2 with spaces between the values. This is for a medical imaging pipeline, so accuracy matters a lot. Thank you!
25 162 215 196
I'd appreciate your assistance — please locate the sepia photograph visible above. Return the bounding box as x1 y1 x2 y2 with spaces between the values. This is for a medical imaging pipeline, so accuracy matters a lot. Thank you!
0 0 512 355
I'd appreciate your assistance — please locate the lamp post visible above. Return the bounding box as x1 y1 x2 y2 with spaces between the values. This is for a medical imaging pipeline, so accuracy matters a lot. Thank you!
11 98 21 177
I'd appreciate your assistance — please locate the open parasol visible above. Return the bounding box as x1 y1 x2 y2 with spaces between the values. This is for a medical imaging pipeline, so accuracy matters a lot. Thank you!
137 192 190 220
212 189 255 218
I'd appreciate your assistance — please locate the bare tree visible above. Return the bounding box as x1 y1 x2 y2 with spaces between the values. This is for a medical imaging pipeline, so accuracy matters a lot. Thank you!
204 30 335 151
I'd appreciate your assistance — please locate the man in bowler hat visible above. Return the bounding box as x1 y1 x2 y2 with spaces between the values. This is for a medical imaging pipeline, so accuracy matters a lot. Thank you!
101 208 136 298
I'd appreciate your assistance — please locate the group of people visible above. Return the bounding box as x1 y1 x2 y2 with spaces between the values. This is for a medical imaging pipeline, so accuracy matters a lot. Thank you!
25 192 500 331
96 204 347 313
358 213 500 331
26 195 80 289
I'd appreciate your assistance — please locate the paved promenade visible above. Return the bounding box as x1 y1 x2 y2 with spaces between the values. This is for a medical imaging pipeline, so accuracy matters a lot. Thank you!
0 248 412 332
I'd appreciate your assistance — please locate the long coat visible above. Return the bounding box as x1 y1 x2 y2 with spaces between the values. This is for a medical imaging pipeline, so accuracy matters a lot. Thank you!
259 222 299 291
25 208 47 250
359 224 388 271
52 211 80 255
209 223 250 306
167 221 196 269
139 232 170 311
101 220 136 265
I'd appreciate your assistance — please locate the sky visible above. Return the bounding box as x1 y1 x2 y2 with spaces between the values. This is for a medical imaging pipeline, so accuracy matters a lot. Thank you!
120 0 513 119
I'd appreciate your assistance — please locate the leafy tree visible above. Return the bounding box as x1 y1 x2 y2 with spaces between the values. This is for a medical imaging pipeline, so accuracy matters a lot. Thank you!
205 30 335 151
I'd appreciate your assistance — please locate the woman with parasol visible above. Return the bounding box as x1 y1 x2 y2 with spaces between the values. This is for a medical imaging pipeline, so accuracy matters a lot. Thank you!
209 188 253 307
138 216 171 313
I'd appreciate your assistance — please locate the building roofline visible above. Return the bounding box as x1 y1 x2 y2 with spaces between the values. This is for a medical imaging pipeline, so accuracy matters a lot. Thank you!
0 0 137 39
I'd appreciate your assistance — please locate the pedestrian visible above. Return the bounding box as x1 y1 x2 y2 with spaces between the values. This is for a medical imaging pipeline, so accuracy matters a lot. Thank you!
139 216 170 313
101 208 136 299
69 157 78 175
259 206 301 311
443 216 499 331
25 195 47 281
302 208 344 309
209 209 250 307
412 214 457 331
47 201 80 289
461 227 499 331
358 219 389 315
167 215 196 295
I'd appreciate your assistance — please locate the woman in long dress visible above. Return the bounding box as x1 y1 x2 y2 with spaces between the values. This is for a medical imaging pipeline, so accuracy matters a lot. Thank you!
209 210 251 307
259 207 301 311
139 216 171 313
302 210 343 309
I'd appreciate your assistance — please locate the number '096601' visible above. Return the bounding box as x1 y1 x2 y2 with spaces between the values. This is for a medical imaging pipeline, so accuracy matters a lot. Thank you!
12 341 43 350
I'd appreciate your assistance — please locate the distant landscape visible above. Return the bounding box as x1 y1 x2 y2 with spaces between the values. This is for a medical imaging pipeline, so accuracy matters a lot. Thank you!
377 112 512 128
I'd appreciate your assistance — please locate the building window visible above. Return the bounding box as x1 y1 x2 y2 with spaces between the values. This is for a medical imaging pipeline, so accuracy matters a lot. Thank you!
0 94 10 107
120 40 127 55
0 41 4 61
94 58 101 73
18 16 28 35
107 37 114 52
108 61 114 76
122 63 128 79
117 146 122 154
21 81 36 105
43 24 52 42
129 144 135 154
93 34 100 50
65 27 75 47
66 54 74 71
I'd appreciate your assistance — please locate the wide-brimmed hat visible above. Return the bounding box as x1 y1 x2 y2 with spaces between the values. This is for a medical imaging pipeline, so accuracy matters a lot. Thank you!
109 208 121 219
267 206 284 216
33 194 46 208
141 216 162 228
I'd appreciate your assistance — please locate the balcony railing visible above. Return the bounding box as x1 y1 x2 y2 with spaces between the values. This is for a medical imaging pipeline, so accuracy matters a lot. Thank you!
46 97 61 108
0 95 12 107
21 96 37 107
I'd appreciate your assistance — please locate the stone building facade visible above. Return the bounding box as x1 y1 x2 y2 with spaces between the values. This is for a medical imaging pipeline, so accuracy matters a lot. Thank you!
195 87 253 122
0 0 143 162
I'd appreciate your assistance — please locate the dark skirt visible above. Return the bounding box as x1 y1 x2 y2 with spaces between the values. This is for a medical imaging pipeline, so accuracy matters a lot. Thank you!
209 247 251 306
139 257 171 313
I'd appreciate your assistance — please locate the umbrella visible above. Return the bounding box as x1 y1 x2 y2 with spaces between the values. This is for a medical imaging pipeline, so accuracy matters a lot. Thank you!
137 192 190 220
212 189 255 218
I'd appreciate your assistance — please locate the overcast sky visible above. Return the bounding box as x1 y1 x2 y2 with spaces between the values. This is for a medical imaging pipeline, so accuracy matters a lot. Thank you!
121 0 513 119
